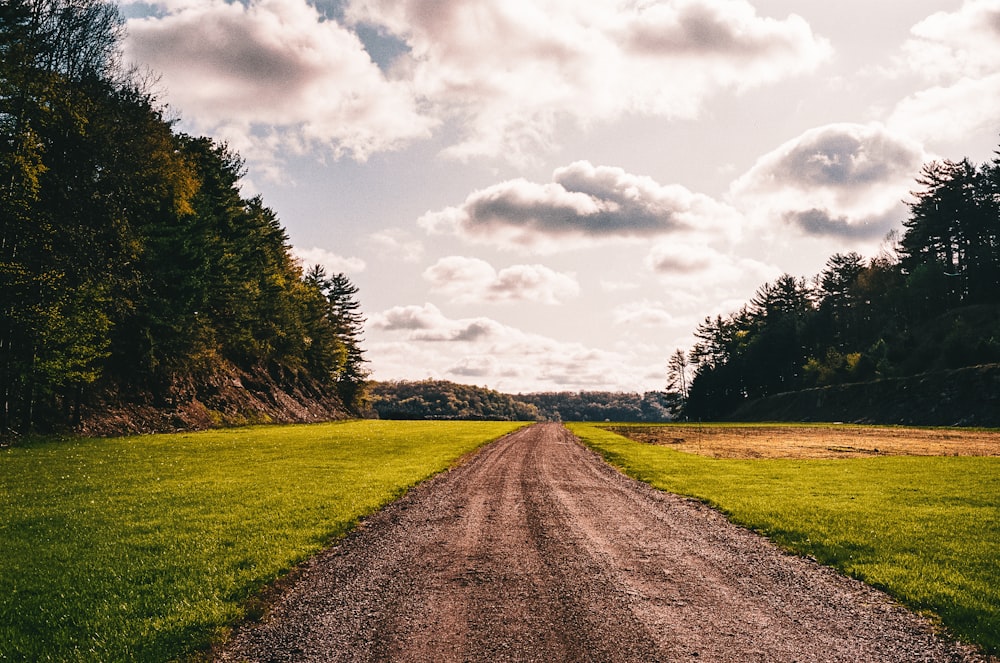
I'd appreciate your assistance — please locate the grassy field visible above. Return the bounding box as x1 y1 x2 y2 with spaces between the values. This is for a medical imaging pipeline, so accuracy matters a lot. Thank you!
569 422 1000 656
0 420 524 662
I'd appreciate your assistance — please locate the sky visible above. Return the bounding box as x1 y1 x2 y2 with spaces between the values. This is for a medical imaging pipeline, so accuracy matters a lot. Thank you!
117 0 1000 394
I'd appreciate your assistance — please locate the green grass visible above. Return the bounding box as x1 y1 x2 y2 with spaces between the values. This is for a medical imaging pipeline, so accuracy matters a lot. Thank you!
569 423 1000 656
0 420 524 662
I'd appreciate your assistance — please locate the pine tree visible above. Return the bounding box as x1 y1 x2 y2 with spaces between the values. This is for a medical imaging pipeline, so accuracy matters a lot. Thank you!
325 273 369 409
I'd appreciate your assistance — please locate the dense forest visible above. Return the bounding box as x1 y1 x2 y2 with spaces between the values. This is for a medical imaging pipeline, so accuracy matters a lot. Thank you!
519 391 677 422
369 381 677 422
9 3 999 434
676 147 1000 420
1 0 367 433
369 381 540 421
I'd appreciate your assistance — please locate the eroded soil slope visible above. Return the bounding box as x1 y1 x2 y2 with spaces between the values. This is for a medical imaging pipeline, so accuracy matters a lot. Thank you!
218 423 985 662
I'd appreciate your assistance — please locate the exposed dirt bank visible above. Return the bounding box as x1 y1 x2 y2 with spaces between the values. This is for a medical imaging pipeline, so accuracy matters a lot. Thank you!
217 423 985 662
76 362 349 437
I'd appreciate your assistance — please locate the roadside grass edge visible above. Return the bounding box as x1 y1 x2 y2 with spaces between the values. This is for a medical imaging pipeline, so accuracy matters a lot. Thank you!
0 420 527 662
568 422 1000 658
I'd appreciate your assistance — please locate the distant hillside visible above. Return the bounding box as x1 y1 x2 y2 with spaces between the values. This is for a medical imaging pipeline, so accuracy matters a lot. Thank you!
518 391 678 422
369 381 680 422
369 381 539 421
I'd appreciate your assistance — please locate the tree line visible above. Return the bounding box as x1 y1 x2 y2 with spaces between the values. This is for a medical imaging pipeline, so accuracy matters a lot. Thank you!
1 0 367 433
519 391 676 422
671 144 1000 420
369 381 540 421
369 381 678 422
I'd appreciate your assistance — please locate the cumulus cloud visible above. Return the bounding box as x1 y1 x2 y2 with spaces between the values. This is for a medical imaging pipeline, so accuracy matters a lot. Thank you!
369 303 501 342
888 74 1000 148
419 161 741 250
730 123 926 238
348 0 831 162
123 0 434 165
613 301 677 328
291 246 366 274
645 242 717 274
367 303 654 391
123 0 830 164
645 241 781 310
885 1 1000 149
368 228 425 263
423 256 579 305
899 0 1000 81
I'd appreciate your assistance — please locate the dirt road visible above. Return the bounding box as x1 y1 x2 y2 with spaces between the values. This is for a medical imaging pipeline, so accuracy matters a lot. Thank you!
219 423 984 662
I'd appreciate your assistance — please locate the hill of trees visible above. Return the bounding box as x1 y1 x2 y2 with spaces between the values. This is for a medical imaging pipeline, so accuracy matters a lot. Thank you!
1 0 367 434
369 381 678 422
676 146 1000 421
519 391 677 422
369 381 539 421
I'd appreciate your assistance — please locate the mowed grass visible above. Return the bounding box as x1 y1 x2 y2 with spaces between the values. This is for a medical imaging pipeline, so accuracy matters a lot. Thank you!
569 423 1000 656
0 420 524 662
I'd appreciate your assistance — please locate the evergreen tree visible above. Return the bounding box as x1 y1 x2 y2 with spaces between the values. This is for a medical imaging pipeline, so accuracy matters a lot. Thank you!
1 0 368 431
1 0 132 429
325 272 369 409
666 349 688 399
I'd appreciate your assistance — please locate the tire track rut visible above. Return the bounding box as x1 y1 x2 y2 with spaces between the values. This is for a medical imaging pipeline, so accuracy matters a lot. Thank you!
218 423 985 662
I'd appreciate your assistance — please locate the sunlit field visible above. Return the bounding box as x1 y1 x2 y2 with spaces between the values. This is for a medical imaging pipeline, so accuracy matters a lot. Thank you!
570 423 1000 656
602 422 1000 459
0 420 524 662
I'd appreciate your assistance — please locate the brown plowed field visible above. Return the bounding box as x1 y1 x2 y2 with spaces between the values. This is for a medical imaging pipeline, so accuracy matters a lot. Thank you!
217 423 986 662
607 423 1000 459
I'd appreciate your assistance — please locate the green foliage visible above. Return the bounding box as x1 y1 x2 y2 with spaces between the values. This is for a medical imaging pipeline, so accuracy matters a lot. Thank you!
303 267 369 410
682 142 1000 420
0 420 524 661
570 423 1000 656
520 390 676 422
1 0 368 431
370 380 539 420
369 381 677 422
802 348 871 386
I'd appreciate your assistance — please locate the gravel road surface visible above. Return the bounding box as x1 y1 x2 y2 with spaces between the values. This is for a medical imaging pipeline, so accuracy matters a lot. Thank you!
218 423 986 662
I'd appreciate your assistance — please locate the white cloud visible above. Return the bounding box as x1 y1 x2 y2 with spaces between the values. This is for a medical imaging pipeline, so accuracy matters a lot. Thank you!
645 242 717 274
889 75 1000 147
367 303 659 391
345 0 831 161
123 0 434 165
419 161 741 250
899 0 1000 81
369 303 501 341
884 1 1000 152
124 0 830 164
368 228 425 263
644 241 781 315
291 246 366 274
423 256 579 305
730 123 927 238
613 300 677 328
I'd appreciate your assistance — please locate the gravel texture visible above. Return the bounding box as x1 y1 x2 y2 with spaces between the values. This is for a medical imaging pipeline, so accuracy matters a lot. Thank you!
217 423 987 662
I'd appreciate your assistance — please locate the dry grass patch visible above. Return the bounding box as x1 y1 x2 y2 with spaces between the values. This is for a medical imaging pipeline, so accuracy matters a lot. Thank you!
606 423 1000 459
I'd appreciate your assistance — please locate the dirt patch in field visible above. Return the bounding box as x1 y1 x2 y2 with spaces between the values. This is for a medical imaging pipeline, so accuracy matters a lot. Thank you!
606 424 1000 459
